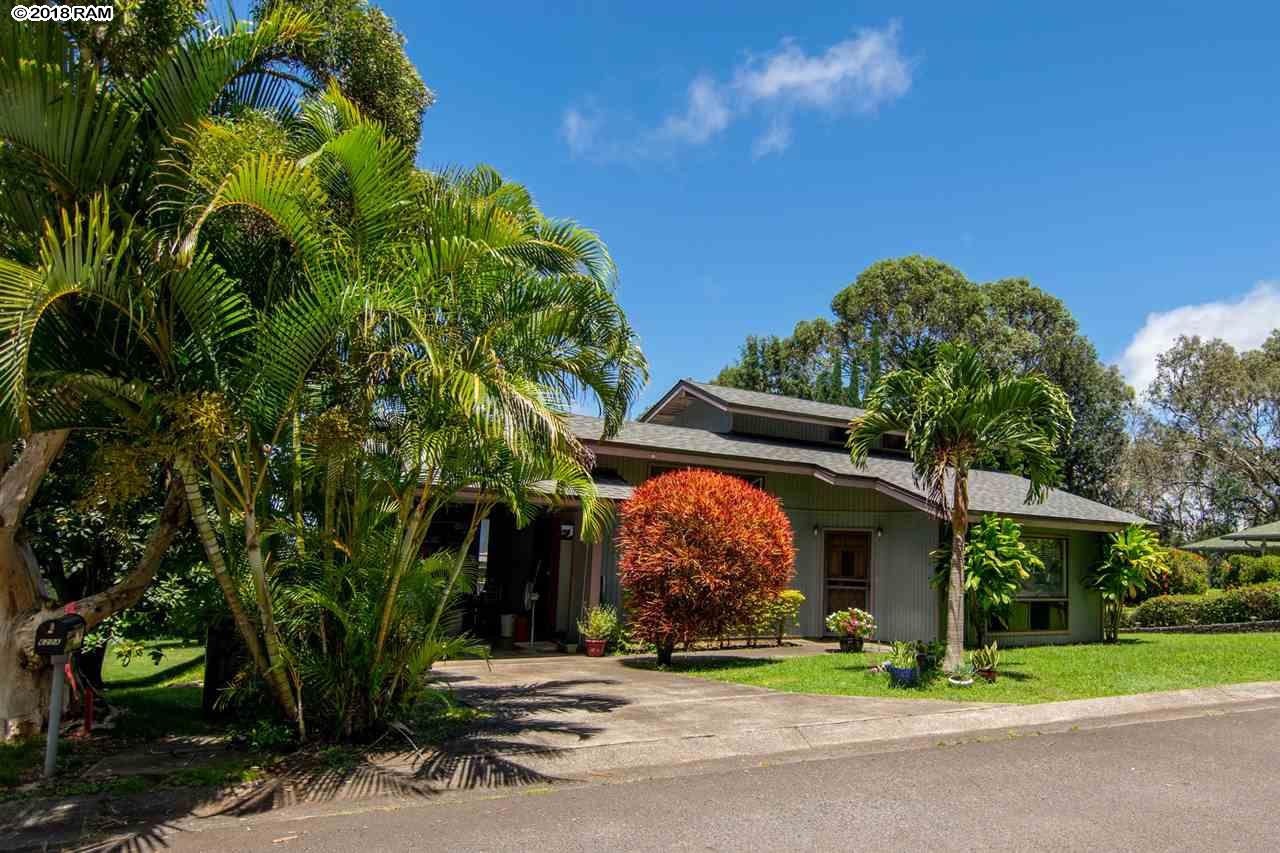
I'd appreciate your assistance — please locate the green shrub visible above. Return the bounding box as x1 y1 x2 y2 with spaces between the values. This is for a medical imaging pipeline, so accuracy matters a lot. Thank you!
1134 549 1209 601
722 589 806 647
1132 582 1280 627
577 604 620 642
1224 555 1280 588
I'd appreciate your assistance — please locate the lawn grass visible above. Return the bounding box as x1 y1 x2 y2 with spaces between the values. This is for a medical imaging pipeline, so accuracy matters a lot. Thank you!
1 641 209 791
102 639 211 737
658 633 1280 704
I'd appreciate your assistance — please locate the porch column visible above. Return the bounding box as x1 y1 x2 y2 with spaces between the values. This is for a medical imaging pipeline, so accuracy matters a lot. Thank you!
587 541 603 608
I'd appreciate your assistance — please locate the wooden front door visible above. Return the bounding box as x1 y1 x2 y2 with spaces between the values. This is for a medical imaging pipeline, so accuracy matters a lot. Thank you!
825 532 871 619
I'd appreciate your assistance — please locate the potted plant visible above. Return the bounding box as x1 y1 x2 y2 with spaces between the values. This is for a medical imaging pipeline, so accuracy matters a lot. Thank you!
577 605 618 657
915 639 945 672
884 641 920 687
972 641 1000 683
825 607 876 652
948 662 975 687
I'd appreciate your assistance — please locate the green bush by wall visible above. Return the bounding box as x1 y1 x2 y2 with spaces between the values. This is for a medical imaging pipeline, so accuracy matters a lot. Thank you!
1132 582 1280 627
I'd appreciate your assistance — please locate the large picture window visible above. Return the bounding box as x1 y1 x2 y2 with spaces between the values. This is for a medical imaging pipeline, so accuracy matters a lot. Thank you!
1020 537 1068 598
991 536 1069 634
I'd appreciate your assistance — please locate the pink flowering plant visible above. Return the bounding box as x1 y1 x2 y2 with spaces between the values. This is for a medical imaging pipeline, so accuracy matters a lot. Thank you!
825 607 876 639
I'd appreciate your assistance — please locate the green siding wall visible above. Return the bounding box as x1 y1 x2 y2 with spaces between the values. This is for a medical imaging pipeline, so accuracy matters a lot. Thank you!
985 527 1105 646
594 453 1105 646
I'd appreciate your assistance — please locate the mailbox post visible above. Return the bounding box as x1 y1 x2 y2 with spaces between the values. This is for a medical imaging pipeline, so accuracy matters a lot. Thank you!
35 613 85 777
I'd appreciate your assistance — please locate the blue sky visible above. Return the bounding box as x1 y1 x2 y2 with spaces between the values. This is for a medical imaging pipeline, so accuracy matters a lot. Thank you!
381 2 1280 411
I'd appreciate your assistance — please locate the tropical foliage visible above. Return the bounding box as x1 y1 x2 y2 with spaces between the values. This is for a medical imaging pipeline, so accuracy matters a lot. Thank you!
617 469 795 666
849 343 1073 670
958 515 1041 647
0 2 646 739
1087 524 1169 642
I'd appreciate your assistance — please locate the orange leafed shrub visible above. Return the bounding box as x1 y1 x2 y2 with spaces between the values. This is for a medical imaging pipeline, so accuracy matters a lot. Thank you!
617 468 796 664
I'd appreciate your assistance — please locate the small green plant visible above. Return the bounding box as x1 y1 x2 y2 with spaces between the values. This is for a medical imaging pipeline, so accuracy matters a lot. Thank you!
972 641 1000 672
319 746 361 772
889 641 918 669
239 720 297 753
577 604 619 641
951 662 976 680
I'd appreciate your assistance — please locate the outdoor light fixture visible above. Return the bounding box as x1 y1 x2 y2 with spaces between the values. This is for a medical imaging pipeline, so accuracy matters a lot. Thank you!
876 526 883 538
812 524 820 537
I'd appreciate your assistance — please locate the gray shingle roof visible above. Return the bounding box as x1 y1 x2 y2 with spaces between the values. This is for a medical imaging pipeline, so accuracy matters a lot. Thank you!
682 381 866 423
572 414 1145 527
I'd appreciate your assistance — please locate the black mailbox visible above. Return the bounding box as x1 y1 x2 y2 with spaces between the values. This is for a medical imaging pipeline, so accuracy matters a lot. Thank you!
35 614 86 657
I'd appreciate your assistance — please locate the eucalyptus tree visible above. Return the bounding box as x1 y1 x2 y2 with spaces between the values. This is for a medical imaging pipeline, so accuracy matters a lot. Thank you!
848 343 1072 670
0 3 320 733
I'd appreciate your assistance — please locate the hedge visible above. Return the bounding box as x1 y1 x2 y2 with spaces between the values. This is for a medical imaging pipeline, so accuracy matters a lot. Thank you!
1220 554 1280 588
1132 582 1280 627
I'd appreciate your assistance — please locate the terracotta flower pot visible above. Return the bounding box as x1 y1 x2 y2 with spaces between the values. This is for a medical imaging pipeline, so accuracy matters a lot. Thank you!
584 638 607 657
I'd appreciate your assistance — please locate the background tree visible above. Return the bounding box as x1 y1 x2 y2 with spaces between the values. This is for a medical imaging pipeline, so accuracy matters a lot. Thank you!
1123 332 1280 542
716 256 1133 504
254 0 433 152
849 343 1073 670
617 469 795 666
714 319 855 404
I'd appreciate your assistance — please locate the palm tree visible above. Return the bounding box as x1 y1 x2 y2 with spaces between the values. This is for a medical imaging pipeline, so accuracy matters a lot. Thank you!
154 85 645 731
848 343 1073 671
0 4 320 731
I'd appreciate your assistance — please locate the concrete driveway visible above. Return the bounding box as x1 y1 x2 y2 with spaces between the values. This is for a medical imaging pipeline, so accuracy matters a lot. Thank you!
421 645 994 785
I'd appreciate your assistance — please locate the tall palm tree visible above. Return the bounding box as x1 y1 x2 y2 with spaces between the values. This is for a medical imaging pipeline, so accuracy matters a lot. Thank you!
848 343 1073 670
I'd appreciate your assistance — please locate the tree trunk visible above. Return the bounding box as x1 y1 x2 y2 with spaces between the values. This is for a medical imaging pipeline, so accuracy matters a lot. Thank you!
243 507 299 725
945 471 969 672
172 454 292 719
2 437 191 736
655 639 674 667
0 431 69 735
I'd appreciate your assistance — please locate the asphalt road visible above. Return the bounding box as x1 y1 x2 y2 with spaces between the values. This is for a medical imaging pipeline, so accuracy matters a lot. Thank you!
157 705 1280 852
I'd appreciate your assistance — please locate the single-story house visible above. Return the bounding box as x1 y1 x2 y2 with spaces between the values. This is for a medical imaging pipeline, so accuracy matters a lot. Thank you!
456 379 1146 648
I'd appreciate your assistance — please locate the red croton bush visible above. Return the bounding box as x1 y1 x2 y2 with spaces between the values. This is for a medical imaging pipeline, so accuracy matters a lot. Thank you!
617 468 796 664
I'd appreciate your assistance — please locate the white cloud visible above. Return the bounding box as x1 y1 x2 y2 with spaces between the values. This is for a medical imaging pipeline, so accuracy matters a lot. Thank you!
561 107 601 156
733 24 912 112
562 21 912 159
1117 282 1280 394
660 75 733 144
752 118 792 157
